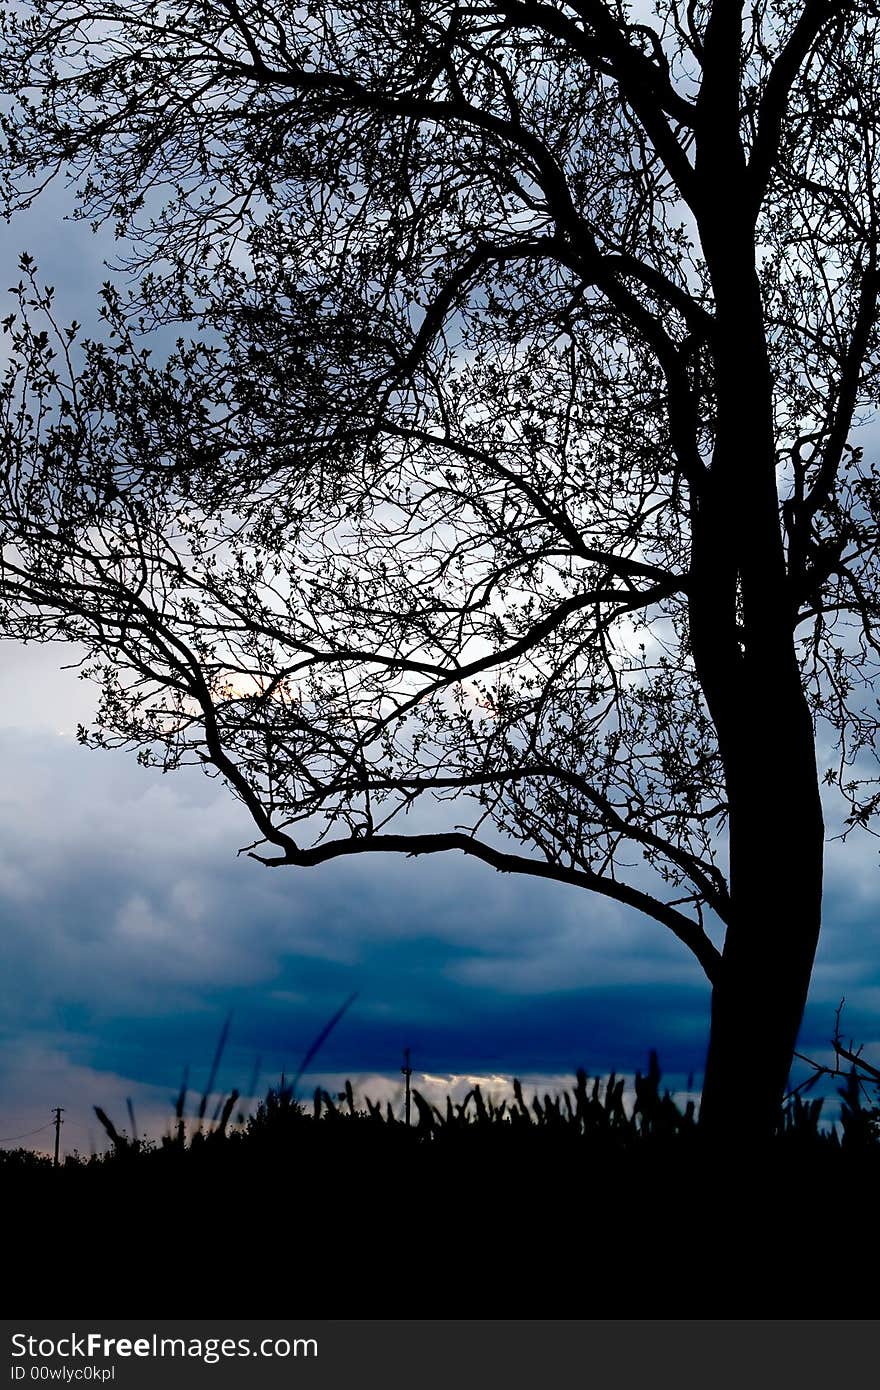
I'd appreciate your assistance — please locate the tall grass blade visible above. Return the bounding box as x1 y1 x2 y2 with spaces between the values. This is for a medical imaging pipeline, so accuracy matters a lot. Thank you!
291 992 358 1098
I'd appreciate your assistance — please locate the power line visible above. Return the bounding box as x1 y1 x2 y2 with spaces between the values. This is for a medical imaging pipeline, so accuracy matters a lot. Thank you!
0 1122 54 1143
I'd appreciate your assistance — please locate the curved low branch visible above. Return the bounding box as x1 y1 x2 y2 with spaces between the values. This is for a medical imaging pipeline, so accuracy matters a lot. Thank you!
353 765 730 918
250 829 723 983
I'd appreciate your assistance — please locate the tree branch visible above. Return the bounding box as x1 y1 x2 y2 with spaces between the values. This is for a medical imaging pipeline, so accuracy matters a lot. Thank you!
350 765 730 917
748 0 851 212
251 828 723 983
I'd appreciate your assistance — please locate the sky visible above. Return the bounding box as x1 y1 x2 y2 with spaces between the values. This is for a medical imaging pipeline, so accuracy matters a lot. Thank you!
1 184 879 1158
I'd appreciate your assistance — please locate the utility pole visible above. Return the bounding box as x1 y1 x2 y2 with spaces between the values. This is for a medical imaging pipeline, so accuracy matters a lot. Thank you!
52 1107 64 1169
401 1048 412 1127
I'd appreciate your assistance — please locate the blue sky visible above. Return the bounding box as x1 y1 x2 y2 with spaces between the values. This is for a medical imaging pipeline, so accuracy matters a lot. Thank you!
0 188 879 1155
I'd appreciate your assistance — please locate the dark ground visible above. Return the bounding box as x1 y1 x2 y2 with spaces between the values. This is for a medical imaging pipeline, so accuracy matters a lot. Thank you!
5 1088 878 1317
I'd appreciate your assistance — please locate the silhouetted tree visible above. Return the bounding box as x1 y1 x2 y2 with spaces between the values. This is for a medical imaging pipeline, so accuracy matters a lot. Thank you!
2 0 880 1134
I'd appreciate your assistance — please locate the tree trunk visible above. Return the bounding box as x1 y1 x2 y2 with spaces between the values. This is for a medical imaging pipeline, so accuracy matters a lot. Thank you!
699 689 824 1138
686 93 826 1133
690 436 825 1136
685 257 825 1134
684 25 829 1136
